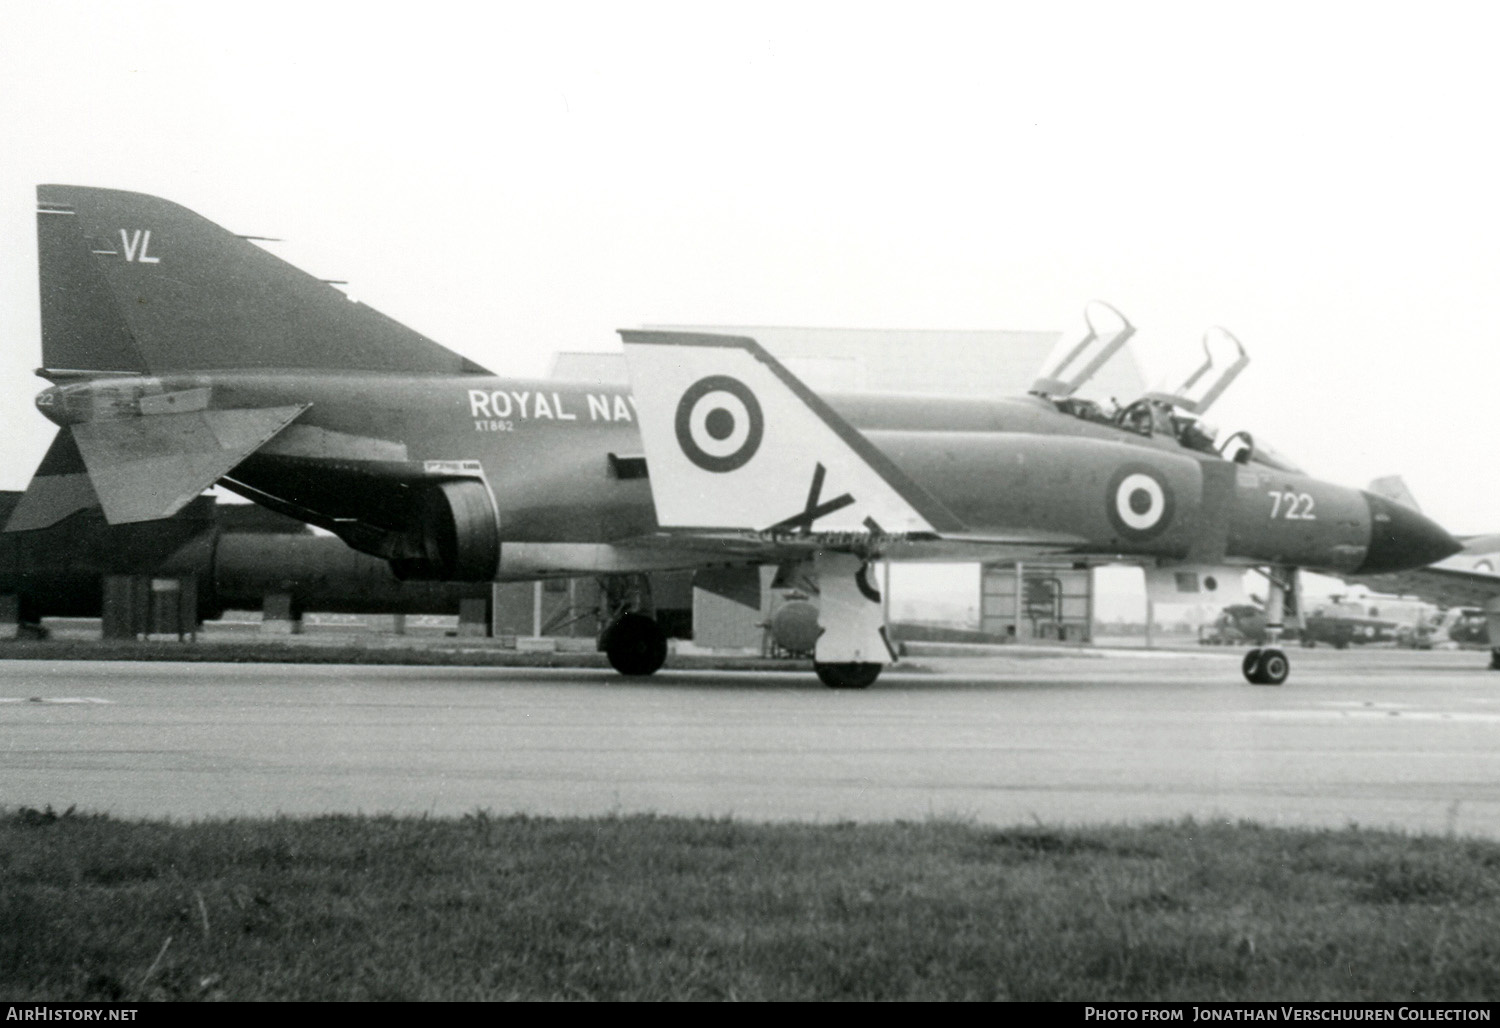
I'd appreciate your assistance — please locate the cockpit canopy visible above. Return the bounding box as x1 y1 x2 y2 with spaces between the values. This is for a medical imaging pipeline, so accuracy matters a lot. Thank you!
1029 300 1135 399
1217 430 1305 474
1099 399 1302 472
1030 305 1302 472
1141 326 1249 416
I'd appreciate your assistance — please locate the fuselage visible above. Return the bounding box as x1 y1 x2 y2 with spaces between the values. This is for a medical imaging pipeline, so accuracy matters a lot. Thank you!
35 371 1457 577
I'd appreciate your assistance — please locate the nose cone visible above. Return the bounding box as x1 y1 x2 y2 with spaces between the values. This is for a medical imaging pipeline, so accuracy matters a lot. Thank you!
1355 493 1462 574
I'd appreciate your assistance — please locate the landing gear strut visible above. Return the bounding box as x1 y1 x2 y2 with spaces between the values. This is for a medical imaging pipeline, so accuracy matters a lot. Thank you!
809 552 895 689
1243 566 1299 686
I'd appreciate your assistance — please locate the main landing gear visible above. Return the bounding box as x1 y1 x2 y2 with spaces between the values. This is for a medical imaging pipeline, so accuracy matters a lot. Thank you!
814 662 883 689
597 555 896 688
598 574 667 677
763 553 895 689
601 611 668 676
806 552 896 689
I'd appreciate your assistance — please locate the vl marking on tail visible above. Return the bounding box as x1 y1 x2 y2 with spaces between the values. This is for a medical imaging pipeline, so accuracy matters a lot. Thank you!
117 229 159 263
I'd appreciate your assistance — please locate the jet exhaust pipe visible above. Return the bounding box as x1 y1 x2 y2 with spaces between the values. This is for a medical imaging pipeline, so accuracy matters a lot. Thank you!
390 480 500 582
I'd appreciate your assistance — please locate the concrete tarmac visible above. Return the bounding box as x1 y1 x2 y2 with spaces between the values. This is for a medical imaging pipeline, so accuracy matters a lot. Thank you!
3 646 1499 837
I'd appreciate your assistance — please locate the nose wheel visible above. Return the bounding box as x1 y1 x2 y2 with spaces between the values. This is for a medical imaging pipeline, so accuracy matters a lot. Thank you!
1243 565 1297 686
1242 647 1289 686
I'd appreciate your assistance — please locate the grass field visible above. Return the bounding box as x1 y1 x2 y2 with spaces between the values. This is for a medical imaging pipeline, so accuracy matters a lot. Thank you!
4 808 1499 1001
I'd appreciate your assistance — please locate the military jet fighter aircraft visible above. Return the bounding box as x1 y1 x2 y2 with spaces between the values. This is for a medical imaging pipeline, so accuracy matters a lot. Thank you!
5 186 1461 687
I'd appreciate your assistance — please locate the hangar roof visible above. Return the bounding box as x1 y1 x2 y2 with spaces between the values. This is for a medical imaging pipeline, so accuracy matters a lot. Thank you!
550 325 1147 402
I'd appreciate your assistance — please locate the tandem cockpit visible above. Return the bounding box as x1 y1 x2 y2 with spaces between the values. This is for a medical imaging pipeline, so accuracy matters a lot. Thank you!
1030 301 1303 473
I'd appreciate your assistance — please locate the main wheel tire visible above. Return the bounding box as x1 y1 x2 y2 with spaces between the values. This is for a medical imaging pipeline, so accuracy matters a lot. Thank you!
814 662 883 689
603 613 667 676
1257 647 1289 686
1242 648 1265 684
1489 649 1500 671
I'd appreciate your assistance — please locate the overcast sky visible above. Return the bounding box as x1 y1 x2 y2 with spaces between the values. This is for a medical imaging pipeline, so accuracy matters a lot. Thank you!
3 1 1497 540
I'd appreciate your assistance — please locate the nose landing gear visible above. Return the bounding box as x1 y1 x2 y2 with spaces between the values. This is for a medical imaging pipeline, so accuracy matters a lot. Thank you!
1242 647 1290 686
1242 566 1299 686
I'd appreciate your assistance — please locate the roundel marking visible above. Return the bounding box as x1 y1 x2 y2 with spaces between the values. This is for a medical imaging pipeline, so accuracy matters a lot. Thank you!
1106 465 1175 540
674 375 764 473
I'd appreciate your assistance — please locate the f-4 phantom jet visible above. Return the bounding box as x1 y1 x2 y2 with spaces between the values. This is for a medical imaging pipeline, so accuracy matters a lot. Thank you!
6 186 1460 687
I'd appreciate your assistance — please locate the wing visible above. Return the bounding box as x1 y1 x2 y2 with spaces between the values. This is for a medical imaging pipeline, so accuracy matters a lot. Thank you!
620 330 965 539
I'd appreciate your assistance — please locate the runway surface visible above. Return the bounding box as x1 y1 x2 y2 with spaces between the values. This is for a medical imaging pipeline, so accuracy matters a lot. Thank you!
4 646 1500 837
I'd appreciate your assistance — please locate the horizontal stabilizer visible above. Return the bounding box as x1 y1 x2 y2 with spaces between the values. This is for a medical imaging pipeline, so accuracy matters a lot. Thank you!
4 430 102 532
620 331 965 537
72 405 307 524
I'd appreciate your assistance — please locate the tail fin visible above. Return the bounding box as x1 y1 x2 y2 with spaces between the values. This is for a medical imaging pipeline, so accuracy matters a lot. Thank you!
35 185 490 375
1368 475 1421 513
619 331 965 537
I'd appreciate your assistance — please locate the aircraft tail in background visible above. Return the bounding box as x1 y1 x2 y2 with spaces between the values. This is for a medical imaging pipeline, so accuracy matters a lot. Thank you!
1367 476 1421 513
